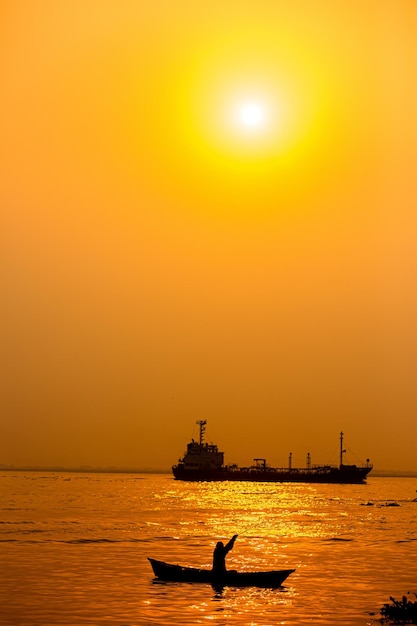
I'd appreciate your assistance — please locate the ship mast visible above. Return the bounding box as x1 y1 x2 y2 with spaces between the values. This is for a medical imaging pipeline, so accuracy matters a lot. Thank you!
340 431 346 467
196 420 207 445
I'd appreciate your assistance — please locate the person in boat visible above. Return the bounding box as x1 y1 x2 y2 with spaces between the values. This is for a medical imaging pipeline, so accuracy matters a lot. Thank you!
212 534 238 575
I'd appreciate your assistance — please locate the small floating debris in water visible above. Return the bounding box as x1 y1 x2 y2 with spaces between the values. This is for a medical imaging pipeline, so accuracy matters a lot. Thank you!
360 501 374 506
325 537 353 542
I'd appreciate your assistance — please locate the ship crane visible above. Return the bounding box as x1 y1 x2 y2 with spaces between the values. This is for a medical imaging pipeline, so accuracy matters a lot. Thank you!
196 420 207 446
340 431 347 467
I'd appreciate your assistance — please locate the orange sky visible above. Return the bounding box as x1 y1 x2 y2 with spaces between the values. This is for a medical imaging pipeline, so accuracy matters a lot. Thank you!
1 1 416 472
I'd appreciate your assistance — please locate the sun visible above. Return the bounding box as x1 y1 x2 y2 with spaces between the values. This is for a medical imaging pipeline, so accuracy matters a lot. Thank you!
223 94 279 155
179 58 310 163
239 102 265 128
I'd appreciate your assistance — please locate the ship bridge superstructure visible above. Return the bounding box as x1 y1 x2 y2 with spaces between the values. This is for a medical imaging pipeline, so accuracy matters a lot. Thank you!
177 420 224 471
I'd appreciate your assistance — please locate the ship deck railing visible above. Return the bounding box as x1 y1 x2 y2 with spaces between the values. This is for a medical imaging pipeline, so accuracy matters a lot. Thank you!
224 465 339 474
223 463 371 473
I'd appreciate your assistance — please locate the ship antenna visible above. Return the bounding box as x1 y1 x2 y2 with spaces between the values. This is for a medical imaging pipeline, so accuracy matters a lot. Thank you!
196 419 207 445
340 431 346 467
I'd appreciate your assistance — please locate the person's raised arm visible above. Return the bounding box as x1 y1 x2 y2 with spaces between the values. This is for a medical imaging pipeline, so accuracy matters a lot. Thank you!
224 534 238 553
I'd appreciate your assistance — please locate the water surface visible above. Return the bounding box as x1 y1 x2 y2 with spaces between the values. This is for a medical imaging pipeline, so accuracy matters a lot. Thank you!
1 472 416 625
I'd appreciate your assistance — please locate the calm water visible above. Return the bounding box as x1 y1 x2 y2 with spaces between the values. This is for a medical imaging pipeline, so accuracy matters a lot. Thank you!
1 472 416 626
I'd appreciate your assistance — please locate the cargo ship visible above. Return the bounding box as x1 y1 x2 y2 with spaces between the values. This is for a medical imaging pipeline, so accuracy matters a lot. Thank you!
172 421 373 484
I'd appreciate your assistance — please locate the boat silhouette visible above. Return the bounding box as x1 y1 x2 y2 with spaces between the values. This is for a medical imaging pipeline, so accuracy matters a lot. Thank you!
172 421 372 484
148 558 295 588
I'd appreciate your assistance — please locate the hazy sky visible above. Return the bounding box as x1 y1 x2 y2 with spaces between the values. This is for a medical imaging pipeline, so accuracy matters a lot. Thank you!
1 1 416 472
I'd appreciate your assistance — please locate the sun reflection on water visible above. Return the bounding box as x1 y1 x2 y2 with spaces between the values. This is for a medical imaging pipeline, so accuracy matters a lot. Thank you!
167 481 343 544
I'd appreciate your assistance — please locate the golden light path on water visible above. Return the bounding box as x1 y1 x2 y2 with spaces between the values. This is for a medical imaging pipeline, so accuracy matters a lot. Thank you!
164 481 341 535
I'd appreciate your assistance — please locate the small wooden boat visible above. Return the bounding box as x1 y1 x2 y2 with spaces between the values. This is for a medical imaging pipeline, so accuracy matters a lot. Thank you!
148 558 295 588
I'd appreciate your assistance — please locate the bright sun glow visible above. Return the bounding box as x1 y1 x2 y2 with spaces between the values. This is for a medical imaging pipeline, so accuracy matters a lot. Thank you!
239 103 264 128
185 58 310 162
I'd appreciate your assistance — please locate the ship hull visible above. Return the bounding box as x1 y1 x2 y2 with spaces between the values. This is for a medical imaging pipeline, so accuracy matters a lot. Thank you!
172 465 371 484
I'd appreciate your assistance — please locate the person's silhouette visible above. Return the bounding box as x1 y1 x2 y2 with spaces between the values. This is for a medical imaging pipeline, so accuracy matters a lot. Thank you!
212 534 238 576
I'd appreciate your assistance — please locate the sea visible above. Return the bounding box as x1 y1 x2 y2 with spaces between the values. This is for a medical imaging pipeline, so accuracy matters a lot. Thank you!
1 472 416 626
